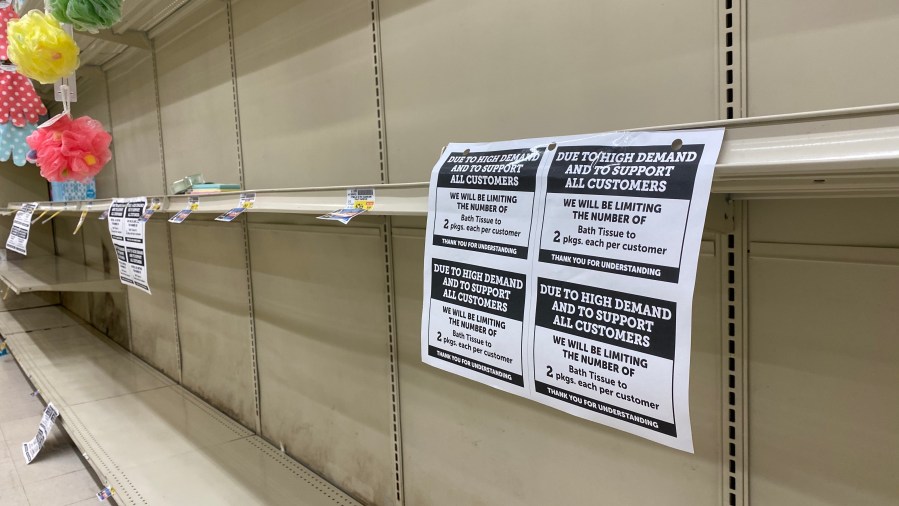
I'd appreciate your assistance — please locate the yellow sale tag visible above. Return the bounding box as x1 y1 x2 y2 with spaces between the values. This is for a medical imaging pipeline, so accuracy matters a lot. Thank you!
73 210 88 235
41 210 62 224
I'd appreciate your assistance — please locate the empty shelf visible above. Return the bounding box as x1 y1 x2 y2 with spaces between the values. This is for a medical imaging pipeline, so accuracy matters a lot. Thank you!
0 256 122 294
2 307 362 506
6 102 899 217
7 183 430 217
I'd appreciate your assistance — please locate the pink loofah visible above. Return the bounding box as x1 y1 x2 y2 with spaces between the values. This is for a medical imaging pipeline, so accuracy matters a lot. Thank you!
26 114 111 182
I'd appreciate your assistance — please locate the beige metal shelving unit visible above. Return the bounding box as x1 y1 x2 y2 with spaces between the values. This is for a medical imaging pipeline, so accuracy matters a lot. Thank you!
1 306 361 505
2 104 895 506
1 1 897 505
0 255 122 294
8 104 899 218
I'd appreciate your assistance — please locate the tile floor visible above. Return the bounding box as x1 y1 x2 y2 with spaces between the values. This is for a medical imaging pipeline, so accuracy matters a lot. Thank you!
0 353 104 506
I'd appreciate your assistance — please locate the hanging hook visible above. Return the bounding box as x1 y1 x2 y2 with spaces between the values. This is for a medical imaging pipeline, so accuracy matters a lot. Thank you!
60 83 71 117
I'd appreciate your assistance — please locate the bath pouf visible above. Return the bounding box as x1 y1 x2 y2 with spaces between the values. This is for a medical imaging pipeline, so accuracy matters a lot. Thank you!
6 10 80 84
26 114 111 182
0 120 36 166
47 0 122 33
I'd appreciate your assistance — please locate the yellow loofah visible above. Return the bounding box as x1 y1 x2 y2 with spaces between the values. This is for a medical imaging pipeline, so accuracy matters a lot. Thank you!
7 11 79 84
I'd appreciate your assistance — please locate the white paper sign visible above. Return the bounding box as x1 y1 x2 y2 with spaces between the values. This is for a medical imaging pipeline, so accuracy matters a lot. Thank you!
22 403 59 464
5 203 38 255
421 129 725 451
108 198 151 294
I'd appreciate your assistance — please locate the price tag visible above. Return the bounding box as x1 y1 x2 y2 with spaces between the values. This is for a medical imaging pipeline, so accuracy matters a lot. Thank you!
96 486 115 502
139 198 163 222
316 208 366 224
214 192 255 222
41 211 62 224
73 210 88 235
317 188 374 224
347 188 375 210
31 209 48 224
169 196 199 224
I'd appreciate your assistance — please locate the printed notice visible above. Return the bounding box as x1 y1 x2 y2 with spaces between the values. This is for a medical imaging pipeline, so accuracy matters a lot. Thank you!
422 139 552 395
108 197 151 294
538 143 706 283
422 129 724 452
427 258 527 387
431 147 543 259
22 403 59 464
532 277 678 436
5 203 38 255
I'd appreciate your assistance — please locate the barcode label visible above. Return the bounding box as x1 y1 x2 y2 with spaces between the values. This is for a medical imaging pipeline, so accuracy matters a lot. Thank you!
22 403 59 464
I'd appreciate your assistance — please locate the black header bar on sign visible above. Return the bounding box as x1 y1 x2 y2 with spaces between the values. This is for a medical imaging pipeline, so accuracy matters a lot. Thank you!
546 145 704 200
535 277 676 360
538 249 680 283
433 234 528 259
430 346 524 386
437 148 544 192
126 248 145 266
125 205 144 219
534 381 675 436
431 258 527 321
108 204 125 218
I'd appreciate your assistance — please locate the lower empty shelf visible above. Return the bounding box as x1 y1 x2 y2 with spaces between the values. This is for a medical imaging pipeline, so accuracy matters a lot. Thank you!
1 306 361 506
0 255 122 294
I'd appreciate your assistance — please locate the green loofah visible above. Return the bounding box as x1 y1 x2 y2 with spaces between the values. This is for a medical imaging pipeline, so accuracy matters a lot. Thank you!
47 0 122 33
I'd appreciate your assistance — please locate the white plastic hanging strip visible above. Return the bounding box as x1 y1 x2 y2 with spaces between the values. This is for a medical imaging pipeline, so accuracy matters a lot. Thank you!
61 84 71 116
40 84 72 129
53 24 78 103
